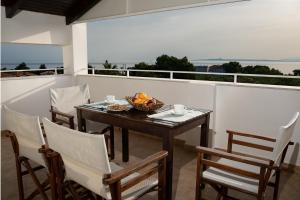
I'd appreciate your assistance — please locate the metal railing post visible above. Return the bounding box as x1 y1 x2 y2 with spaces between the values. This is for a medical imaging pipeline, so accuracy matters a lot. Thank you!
54 68 57 75
170 71 173 80
92 67 95 75
234 74 238 84
127 70 130 78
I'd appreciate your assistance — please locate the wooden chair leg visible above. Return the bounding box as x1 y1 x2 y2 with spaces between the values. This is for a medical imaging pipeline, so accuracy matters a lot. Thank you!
158 158 166 200
195 153 204 200
216 191 222 200
16 157 25 200
65 181 81 200
109 125 115 160
109 182 122 200
26 178 49 200
222 187 228 200
21 159 48 200
273 170 281 200
95 196 103 200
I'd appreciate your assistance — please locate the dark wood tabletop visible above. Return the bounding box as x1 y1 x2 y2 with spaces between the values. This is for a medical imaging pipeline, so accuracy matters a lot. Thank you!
76 103 212 200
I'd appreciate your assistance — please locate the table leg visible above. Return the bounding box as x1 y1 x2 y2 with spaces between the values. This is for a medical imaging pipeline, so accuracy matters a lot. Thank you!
122 128 129 162
77 109 86 132
110 126 115 160
200 114 210 190
200 114 210 147
162 134 174 200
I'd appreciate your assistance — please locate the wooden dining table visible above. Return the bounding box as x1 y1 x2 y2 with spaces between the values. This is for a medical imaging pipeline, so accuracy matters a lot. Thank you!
76 103 212 200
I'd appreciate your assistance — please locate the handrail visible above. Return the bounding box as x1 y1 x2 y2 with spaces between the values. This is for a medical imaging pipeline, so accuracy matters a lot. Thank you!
90 67 300 84
0 68 64 75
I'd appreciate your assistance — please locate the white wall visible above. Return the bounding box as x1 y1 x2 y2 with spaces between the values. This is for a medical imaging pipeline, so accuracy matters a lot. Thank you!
77 0 245 22
0 75 75 129
76 75 300 165
1 7 71 45
215 85 300 165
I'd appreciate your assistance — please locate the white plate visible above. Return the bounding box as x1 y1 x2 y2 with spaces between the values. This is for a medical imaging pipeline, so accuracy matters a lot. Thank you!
104 100 115 104
171 109 188 116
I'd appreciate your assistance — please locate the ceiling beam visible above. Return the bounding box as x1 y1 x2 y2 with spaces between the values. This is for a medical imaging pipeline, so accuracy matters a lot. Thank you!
5 0 24 18
66 0 101 25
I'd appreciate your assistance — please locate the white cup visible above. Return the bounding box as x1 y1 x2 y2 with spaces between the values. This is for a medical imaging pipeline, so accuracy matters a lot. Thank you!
106 95 115 103
174 104 185 115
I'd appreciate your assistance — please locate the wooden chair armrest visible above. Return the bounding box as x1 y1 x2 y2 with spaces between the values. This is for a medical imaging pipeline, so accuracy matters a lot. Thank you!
227 130 276 142
103 150 168 185
4 130 14 137
50 109 74 119
196 146 275 169
214 148 272 162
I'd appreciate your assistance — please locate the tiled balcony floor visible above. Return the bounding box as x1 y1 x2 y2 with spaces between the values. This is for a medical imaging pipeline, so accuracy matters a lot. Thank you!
2 130 300 200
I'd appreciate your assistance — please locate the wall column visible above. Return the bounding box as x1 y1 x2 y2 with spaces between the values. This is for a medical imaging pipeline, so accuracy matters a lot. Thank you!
63 23 88 75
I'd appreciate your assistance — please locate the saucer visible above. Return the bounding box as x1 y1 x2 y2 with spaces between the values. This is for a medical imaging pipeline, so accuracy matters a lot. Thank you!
171 109 187 116
104 99 115 104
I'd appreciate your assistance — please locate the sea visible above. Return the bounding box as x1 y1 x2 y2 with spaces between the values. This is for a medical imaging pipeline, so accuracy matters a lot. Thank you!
1 63 63 70
1 60 300 75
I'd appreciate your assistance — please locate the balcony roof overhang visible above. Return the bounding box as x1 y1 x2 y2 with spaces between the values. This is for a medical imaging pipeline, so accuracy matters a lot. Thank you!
1 0 101 25
1 0 249 25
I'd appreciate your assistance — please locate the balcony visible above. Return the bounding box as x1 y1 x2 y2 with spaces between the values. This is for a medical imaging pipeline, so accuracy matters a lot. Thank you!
1 0 300 199
1 71 300 199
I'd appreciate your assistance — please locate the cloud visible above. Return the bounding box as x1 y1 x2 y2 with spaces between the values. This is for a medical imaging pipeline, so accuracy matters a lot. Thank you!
87 0 300 63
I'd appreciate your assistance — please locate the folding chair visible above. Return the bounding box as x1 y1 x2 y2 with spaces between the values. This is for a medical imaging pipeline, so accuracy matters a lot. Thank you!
41 118 168 200
4 105 49 200
195 112 299 200
49 84 115 159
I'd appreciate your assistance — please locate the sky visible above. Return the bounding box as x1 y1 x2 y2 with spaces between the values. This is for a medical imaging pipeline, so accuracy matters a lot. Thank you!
1 43 63 64
1 0 300 64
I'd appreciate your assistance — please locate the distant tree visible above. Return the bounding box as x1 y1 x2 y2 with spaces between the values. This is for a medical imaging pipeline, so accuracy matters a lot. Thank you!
222 62 242 73
103 60 117 69
1 67 7 70
56 66 64 74
269 68 283 75
131 55 196 79
241 65 282 75
88 64 93 74
39 64 47 69
155 55 195 79
293 69 300 76
155 55 195 72
15 62 30 70
133 62 154 70
101 60 120 75
241 65 254 74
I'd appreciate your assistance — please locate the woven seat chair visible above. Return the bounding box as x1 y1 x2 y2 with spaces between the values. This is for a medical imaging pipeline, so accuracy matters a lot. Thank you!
195 112 299 200
49 84 115 159
4 105 49 200
41 118 168 200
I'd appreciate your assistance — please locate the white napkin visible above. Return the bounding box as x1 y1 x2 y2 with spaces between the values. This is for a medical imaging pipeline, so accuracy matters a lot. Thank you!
148 109 203 123
86 99 133 109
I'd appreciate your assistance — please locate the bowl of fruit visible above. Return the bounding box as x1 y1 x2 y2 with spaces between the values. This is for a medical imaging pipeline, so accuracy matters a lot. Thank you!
126 92 164 112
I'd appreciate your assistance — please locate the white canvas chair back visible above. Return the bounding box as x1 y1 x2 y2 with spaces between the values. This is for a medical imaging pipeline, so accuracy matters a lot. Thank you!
42 118 111 198
50 84 90 115
4 105 46 167
272 112 299 166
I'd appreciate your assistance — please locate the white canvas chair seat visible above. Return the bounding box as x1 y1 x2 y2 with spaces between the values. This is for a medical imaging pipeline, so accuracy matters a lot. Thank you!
4 106 46 167
50 84 90 115
18 137 47 167
3 105 48 200
42 118 160 200
50 84 109 133
63 159 157 200
203 158 260 194
196 112 299 200
56 114 108 132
